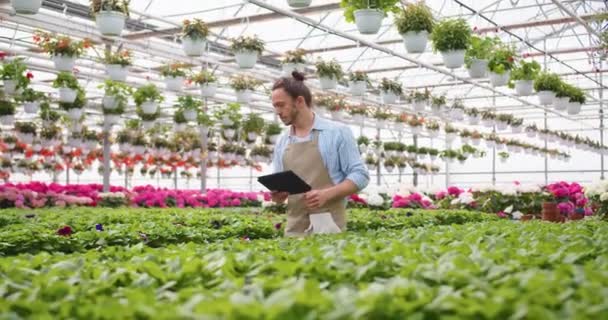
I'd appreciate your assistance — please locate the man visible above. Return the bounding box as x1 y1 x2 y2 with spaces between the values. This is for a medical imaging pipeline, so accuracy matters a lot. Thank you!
270 71 369 236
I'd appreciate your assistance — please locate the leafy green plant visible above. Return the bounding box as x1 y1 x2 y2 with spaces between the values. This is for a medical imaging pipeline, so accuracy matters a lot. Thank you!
242 113 265 134
176 95 202 111
498 151 510 160
173 109 187 124
379 78 403 95
0 57 30 90
213 103 242 124
18 88 46 102
52 72 79 89
464 36 499 68
33 30 90 57
229 75 262 91
430 18 471 52
431 95 446 106
508 60 541 88
266 122 282 136
99 80 131 102
348 71 370 83
567 85 586 104
160 62 189 78
357 136 370 145
533 72 562 92
487 43 516 74
101 48 132 66
59 87 86 110
40 124 61 140
89 0 130 15
282 49 307 64
136 106 160 121
315 59 343 79
230 35 265 54
394 2 434 34
197 113 214 127
15 121 36 134
133 84 164 106
190 70 217 85
181 18 209 39
340 0 400 23
39 102 61 122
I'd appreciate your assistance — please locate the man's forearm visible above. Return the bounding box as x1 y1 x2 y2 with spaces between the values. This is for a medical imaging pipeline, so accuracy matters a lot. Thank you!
326 179 358 201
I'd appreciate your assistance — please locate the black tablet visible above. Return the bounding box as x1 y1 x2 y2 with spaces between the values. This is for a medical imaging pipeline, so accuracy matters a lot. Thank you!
257 170 312 194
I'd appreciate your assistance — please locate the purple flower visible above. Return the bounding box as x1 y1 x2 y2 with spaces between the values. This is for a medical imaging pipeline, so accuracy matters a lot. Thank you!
274 223 282 230
95 223 104 231
57 225 73 236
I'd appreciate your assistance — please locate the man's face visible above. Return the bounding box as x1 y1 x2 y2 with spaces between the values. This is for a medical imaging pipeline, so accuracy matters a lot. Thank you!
272 88 299 125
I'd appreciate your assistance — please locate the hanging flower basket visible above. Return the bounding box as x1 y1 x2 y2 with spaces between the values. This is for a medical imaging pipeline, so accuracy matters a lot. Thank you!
106 64 128 82
287 0 312 7
319 77 338 90
402 31 429 54
10 0 43 14
52 55 76 72
234 51 258 69
182 37 207 57
96 11 126 36
567 102 582 115
514 80 534 96
2 80 18 95
23 101 40 114
467 59 488 78
200 83 217 98
58 88 77 103
140 101 158 115
441 50 466 69
353 9 384 35
553 97 569 111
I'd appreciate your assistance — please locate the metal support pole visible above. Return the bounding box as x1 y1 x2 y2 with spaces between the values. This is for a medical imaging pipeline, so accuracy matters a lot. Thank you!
413 134 418 187
124 165 128 189
600 65 605 180
376 127 381 186
445 139 450 188
200 98 209 193
174 167 178 190
65 157 70 185
102 44 112 193
544 111 549 185
491 95 496 186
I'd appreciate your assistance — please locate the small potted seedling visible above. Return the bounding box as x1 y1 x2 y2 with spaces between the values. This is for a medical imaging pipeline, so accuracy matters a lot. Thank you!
190 70 217 98
394 2 434 53
431 18 471 69
161 62 188 92
90 0 130 36
379 78 402 104
230 35 265 69
181 18 209 57
315 59 343 90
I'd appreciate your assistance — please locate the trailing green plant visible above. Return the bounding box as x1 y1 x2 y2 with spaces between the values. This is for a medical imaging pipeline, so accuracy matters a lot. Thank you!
173 109 187 124
181 18 209 39
431 18 471 52
357 136 370 146
409 88 430 101
133 84 164 106
533 71 562 92
487 42 516 74
567 85 586 104
230 35 265 54
213 103 242 124
340 0 400 23
508 60 541 88
58 87 86 110
136 106 160 122
99 80 131 102
18 88 46 102
39 102 61 122
101 48 132 66
379 78 403 95
229 75 262 91
14 121 36 134
348 71 370 83
242 113 265 134
40 125 61 140
282 49 307 64
265 122 282 136
431 95 447 106
0 57 30 90
315 59 343 79
160 62 189 78
176 95 202 111
89 0 130 15
52 72 79 89
464 36 499 68
190 70 217 85
394 2 434 34
197 113 214 127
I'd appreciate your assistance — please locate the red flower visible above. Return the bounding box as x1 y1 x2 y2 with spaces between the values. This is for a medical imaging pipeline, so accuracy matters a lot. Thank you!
26 72 34 79
57 225 73 236
0 51 6 60
507 56 514 63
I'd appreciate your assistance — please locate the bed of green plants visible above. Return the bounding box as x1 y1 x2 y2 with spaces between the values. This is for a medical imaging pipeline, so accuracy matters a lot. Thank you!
1 219 607 319
0 208 496 256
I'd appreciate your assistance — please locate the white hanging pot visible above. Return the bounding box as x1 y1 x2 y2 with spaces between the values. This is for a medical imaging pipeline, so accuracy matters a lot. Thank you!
141 101 158 115
567 102 582 115
489 71 510 87
165 76 185 92
431 105 443 116
234 50 258 69
514 80 534 96
174 123 187 132
102 95 118 110
287 0 312 7
104 114 120 126
367 164 377 171
106 64 128 82
471 138 481 146
235 89 253 103
142 120 155 130
282 63 306 76
402 30 428 54
511 126 523 134
468 115 481 125
428 130 439 138
58 87 77 103
32 144 42 152
496 121 508 131
268 134 280 144
381 91 397 104
483 119 495 128
412 100 426 112
349 81 366 96
467 59 488 78
224 129 236 139
460 137 470 145
353 9 384 35
222 116 233 126
445 133 457 143
200 83 217 98
385 165 395 173
3 80 17 95
440 50 466 69
67 108 82 120
10 0 43 14
411 126 422 135
319 77 337 90
183 109 198 122
182 36 207 57
18 133 34 144
553 97 569 111
96 11 126 36
359 144 368 154
23 101 40 114
537 90 556 105
52 55 75 72
247 132 258 141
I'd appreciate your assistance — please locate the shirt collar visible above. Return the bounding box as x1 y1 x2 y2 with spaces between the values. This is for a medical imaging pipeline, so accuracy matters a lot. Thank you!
289 112 331 136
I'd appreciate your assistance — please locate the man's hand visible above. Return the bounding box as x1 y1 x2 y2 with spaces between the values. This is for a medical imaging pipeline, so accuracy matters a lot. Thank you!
271 191 289 204
304 189 333 210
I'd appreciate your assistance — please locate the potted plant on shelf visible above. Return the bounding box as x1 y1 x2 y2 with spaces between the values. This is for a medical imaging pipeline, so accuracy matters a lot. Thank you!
14 121 36 144
98 80 131 111
33 30 90 71
52 72 80 103
487 43 516 87
10 0 43 14
230 75 262 104
566 85 585 115
265 122 282 144
282 49 307 76
197 112 214 137
348 71 370 96
181 18 209 56
58 87 86 121
175 95 202 122
533 71 561 105
430 95 446 115
191 70 217 98
464 36 498 78
90 0 130 36
510 117 524 134
230 35 265 69
161 62 189 92
409 88 430 112
102 48 131 82
508 60 540 96
465 107 480 125
348 104 368 123
394 2 434 53
134 83 163 115
553 82 571 111
379 78 402 104
340 0 400 35
1 57 30 95
425 120 440 138
431 18 471 69
173 109 188 132
242 113 265 142
315 59 343 90
18 88 45 114
365 155 378 171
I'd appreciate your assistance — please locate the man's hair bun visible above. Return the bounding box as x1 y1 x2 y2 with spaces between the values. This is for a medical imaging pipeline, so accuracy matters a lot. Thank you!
292 71 305 81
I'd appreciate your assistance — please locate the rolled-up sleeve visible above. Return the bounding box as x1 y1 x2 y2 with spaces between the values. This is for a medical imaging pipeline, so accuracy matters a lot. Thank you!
337 126 369 190
271 134 287 173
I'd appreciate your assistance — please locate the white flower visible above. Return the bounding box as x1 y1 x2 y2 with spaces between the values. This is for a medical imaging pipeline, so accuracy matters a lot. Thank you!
257 194 265 202
454 192 475 205
504 205 513 214
261 200 273 208
512 211 523 220
368 193 384 207
99 192 125 198
600 192 608 202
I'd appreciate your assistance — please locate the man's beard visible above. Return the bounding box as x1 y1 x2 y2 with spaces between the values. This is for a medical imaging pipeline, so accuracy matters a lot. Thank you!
282 107 298 126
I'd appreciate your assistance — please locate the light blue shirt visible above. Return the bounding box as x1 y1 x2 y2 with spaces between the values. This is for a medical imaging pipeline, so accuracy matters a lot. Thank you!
272 114 370 191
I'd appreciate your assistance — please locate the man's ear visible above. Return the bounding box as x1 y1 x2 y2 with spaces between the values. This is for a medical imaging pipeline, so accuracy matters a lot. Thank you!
295 96 306 109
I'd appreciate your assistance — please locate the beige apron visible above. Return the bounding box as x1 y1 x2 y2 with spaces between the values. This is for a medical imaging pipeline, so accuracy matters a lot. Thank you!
282 130 346 236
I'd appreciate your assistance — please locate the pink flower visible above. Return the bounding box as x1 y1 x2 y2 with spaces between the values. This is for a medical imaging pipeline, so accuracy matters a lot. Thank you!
497 211 507 218
435 191 447 200
231 198 241 207
557 202 574 214
447 186 462 197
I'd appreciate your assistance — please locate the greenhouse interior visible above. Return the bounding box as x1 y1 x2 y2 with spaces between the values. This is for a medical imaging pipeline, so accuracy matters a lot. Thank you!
1 0 608 318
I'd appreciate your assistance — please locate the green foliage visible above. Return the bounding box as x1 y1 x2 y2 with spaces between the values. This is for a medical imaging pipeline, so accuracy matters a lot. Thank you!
190 70 217 85
487 43 516 74
379 78 403 95
348 71 370 83
197 112 214 127
394 2 434 34
533 72 562 92
213 103 242 124
14 121 36 134
431 18 471 52
241 113 265 134
102 48 132 66
89 0 130 15
0 57 30 90
431 95 447 106
340 0 400 23
315 59 343 79
508 60 541 88
160 62 188 78
230 35 265 54
181 18 209 39
58 87 86 110
133 84 164 106
265 122 282 136
229 75 262 91
567 85 586 104
39 102 61 122
282 49 307 64
98 80 131 111
175 95 202 111
464 36 499 68
173 108 187 123
51 72 79 89
18 88 46 102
